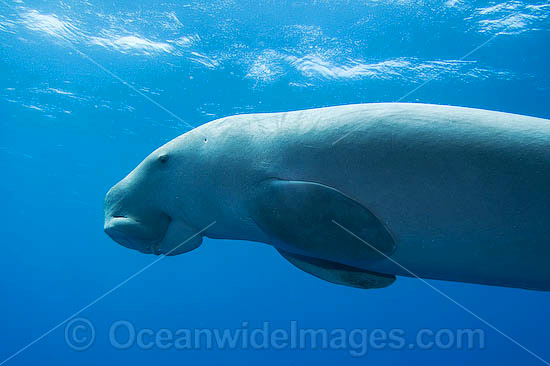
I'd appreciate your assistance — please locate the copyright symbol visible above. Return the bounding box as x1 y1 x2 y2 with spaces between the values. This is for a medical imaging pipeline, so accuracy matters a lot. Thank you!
65 317 95 351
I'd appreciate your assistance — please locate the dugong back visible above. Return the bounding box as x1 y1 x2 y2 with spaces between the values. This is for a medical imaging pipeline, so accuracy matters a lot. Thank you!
231 103 550 290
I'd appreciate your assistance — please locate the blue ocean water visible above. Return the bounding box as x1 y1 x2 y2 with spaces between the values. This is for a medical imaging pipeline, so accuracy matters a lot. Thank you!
1 0 550 364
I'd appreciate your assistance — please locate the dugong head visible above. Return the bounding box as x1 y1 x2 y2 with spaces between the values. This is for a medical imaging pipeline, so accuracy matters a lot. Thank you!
104 139 203 256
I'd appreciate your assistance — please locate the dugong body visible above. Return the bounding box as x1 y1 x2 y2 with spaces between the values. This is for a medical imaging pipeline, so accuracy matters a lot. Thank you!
104 103 550 291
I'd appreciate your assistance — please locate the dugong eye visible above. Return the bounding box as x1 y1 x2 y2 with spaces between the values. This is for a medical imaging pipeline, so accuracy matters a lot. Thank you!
158 154 169 164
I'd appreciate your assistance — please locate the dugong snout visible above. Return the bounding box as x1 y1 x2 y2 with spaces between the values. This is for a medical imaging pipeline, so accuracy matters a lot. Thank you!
104 215 168 254
103 183 171 255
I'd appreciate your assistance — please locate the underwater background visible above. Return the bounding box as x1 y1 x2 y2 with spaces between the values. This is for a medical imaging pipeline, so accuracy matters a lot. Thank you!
1 0 550 364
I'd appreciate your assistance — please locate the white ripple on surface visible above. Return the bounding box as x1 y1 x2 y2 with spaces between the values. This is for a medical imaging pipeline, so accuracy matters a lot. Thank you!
17 8 185 58
244 51 513 84
20 9 81 41
471 1 550 34
169 34 200 48
0 14 16 34
47 88 74 96
89 34 174 55
287 55 411 80
188 52 220 69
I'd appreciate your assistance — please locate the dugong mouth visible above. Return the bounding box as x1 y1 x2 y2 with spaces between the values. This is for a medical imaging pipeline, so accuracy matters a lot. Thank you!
104 216 166 255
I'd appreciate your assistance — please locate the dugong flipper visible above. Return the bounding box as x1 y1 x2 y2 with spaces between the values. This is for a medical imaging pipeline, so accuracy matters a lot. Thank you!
249 179 395 261
249 179 397 288
277 249 396 289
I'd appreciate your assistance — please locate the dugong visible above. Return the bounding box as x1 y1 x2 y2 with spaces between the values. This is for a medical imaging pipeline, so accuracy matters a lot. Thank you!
104 103 550 291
